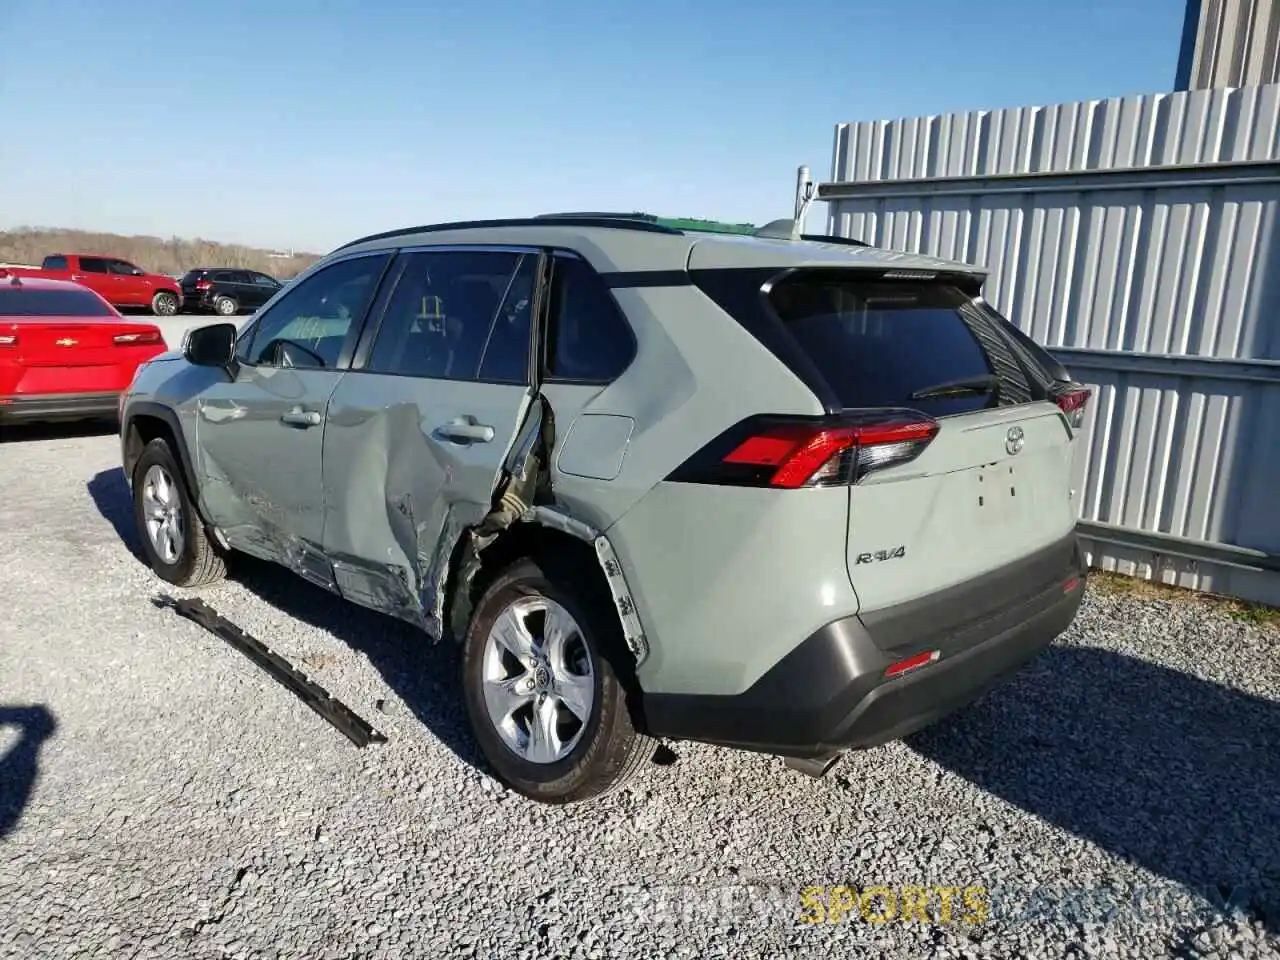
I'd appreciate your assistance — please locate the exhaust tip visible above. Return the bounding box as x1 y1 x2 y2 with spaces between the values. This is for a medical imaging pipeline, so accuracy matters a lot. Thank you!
784 753 845 779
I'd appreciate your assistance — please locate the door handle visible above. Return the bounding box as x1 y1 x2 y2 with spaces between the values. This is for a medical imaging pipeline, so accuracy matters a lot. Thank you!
435 420 495 443
280 408 322 427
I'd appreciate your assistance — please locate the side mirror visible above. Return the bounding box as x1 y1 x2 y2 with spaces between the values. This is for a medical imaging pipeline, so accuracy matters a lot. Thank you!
184 322 238 368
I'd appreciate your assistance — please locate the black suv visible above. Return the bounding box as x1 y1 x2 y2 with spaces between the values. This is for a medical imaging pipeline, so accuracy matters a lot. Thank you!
179 268 283 316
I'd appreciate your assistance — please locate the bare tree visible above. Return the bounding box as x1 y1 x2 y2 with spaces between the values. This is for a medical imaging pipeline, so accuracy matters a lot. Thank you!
0 227 322 279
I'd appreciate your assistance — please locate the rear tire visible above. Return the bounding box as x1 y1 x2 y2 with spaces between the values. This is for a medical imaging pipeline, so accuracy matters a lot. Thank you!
131 438 226 587
214 296 238 317
151 291 179 317
461 556 655 804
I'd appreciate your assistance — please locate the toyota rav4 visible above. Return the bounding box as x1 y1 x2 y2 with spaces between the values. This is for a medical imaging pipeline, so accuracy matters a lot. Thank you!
118 213 1091 804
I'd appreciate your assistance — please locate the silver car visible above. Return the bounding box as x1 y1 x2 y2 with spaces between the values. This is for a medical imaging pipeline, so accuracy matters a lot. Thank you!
119 214 1092 804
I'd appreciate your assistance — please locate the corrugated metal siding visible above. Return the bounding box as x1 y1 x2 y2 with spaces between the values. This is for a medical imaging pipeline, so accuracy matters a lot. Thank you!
1178 0 1280 90
817 84 1280 606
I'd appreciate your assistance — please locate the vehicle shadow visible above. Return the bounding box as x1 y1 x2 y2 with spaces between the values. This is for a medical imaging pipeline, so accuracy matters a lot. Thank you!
0 705 58 838
907 644 1280 933
88 467 143 559
0 419 117 444
225 553 485 770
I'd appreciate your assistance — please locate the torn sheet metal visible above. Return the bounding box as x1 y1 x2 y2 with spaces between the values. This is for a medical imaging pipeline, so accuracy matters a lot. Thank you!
592 534 650 665
156 595 387 749
520 505 650 666
441 396 554 641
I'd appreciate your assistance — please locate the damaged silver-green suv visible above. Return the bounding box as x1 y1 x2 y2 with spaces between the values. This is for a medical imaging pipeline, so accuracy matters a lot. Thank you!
119 213 1091 804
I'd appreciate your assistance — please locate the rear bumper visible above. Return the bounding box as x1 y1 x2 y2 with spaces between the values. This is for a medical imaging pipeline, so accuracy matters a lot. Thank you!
0 391 121 423
639 532 1087 758
180 293 212 312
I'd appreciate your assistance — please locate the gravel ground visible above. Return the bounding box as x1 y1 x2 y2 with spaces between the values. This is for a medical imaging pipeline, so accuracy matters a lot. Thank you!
0 426 1277 960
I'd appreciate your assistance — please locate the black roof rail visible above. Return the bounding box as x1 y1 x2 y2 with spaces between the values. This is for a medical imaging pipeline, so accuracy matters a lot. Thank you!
333 215 681 252
799 233 873 248
535 211 661 222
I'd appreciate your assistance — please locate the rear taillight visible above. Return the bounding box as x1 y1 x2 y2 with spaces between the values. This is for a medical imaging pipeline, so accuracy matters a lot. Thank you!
1051 383 1092 429
113 330 164 346
195 279 213 291
669 410 940 488
0 334 17 347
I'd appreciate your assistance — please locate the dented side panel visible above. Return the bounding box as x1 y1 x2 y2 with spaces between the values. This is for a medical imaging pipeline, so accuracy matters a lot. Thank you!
194 365 346 579
318 372 531 636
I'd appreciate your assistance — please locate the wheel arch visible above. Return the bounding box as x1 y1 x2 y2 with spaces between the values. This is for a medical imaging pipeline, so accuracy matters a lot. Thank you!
442 510 650 672
122 402 209 524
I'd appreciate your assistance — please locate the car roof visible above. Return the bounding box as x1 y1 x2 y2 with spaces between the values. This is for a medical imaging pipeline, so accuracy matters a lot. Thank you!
328 215 987 278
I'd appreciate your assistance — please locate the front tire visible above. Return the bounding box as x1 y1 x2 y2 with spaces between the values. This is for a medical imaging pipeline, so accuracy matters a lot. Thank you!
462 557 655 804
213 296 238 317
151 291 179 317
131 438 226 587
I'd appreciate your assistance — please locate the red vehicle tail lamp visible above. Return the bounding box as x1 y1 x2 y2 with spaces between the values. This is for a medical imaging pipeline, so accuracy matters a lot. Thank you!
113 330 164 346
1051 384 1092 429
721 416 940 488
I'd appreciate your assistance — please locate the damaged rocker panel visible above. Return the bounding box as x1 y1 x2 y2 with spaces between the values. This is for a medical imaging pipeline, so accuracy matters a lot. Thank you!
158 595 388 748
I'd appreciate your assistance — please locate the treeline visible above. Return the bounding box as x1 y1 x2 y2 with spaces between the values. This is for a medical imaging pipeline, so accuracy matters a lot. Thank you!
0 228 322 279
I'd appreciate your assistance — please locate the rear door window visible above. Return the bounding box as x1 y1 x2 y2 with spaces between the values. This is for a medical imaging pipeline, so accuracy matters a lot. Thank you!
367 249 532 383
766 273 1033 417
78 258 109 274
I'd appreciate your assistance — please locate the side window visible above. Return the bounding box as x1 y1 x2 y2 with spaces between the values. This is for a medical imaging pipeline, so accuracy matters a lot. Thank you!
107 260 138 275
230 271 253 284
78 257 109 274
544 256 636 383
240 254 389 370
43 255 68 271
253 273 279 287
367 249 530 383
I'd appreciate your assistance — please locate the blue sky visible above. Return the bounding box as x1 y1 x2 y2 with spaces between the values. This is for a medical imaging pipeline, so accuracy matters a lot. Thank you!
0 0 1186 253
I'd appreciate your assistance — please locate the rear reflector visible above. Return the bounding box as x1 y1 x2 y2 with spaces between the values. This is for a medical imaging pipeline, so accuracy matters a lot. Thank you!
113 330 164 346
1063 576 1081 594
884 649 941 678
718 415 939 488
1051 384 1092 429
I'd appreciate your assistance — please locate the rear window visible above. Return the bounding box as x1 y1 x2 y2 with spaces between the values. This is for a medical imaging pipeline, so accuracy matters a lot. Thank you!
766 274 1032 416
0 287 114 317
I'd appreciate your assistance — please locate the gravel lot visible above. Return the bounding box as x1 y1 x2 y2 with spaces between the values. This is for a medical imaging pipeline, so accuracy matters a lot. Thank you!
0 425 1277 959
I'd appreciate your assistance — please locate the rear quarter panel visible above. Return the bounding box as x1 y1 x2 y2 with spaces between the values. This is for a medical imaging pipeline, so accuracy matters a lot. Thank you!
540 281 849 697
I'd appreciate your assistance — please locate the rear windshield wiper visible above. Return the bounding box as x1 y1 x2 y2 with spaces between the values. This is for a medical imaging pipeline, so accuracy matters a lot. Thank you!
910 374 1001 400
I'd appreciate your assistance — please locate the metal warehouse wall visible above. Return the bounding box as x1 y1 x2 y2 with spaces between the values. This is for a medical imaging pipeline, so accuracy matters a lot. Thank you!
1177 0 1280 90
813 83 1280 606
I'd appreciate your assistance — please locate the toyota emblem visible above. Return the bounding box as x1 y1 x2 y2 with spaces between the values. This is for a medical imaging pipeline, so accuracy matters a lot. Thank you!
1005 425 1025 456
